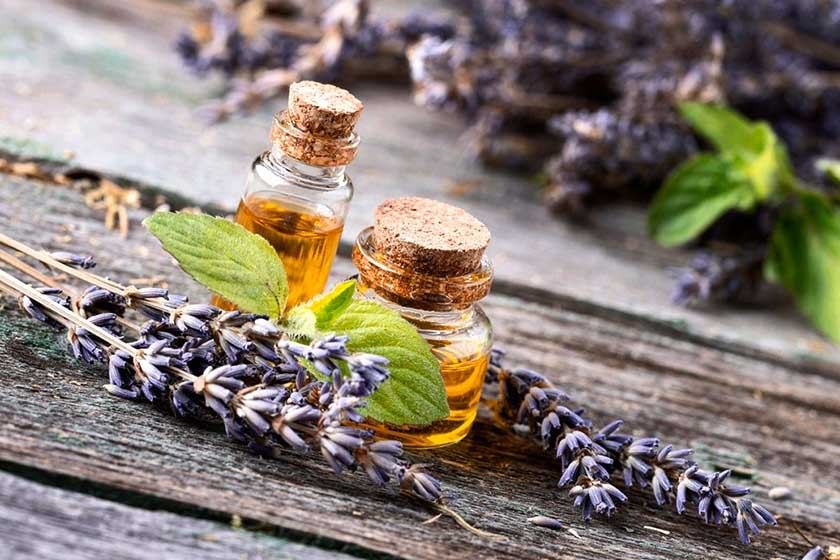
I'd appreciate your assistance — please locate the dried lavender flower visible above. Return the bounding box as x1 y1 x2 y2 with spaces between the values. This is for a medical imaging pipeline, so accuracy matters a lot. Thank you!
670 250 764 307
50 251 96 269
735 498 777 545
803 547 825 560
2 242 445 508
488 348 776 542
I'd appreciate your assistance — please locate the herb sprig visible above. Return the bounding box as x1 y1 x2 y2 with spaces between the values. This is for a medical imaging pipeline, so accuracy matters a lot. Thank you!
0 234 444 505
143 212 449 427
486 349 777 545
649 103 840 343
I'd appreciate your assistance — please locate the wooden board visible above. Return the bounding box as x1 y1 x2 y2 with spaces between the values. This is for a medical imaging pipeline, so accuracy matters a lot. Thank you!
2 0 840 366
1 175 838 559
0 471 363 560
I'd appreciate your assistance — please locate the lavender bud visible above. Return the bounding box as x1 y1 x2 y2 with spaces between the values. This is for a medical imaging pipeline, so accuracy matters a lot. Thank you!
51 251 96 269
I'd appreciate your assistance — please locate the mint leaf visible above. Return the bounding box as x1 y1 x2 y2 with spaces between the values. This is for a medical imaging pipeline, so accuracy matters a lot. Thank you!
306 279 356 321
679 103 792 198
740 123 786 199
817 158 840 186
765 191 840 343
648 154 756 247
284 279 356 339
287 281 449 426
678 103 761 154
144 212 288 320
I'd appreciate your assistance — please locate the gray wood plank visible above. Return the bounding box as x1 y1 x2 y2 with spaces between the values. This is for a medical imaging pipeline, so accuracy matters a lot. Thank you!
0 471 364 560
1 176 838 559
2 0 840 365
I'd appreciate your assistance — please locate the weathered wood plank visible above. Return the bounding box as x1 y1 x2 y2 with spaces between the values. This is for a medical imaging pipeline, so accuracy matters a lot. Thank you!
0 471 364 560
2 0 840 365
1 176 838 559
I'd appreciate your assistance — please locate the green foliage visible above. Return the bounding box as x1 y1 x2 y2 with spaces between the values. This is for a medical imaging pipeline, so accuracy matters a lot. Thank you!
765 191 840 343
648 154 756 247
816 158 840 186
650 104 793 247
653 103 840 343
286 281 449 426
677 103 760 154
144 212 288 321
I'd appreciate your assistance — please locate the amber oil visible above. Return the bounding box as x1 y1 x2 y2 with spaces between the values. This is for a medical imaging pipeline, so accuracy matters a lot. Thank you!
360 320 491 448
212 82 362 312
219 194 343 309
352 215 494 449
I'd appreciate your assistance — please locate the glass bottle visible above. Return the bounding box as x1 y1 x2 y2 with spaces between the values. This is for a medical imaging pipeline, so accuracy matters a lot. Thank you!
213 81 363 311
351 197 494 448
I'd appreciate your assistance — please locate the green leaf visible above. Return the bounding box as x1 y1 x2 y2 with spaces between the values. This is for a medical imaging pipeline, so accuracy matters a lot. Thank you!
286 281 449 426
679 103 793 198
648 154 756 247
144 212 288 320
284 279 356 339
678 103 761 154
740 123 784 199
765 190 840 343
306 279 356 321
816 158 840 186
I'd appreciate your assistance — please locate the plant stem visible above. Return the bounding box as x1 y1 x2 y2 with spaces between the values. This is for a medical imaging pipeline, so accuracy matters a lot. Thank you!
0 247 61 289
0 267 196 382
0 232 171 315
0 267 136 355
0 245 147 334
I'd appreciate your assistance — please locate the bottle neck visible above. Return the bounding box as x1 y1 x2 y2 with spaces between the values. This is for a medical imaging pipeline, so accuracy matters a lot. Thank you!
351 226 493 313
264 147 348 189
356 279 476 328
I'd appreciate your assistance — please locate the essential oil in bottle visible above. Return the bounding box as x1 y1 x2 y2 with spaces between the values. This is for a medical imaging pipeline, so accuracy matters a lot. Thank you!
352 197 494 448
213 81 363 310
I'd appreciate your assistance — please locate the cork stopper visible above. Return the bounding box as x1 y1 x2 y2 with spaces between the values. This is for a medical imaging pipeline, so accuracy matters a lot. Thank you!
271 81 363 166
288 81 363 137
373 197 491 277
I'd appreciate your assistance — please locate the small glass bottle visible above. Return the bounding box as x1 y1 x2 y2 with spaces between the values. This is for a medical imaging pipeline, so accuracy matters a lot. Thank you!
213 81 363 311
352 197 494 448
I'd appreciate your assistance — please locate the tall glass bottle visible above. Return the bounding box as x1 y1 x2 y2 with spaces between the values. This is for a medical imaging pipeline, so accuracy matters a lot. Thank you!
213 81 363 310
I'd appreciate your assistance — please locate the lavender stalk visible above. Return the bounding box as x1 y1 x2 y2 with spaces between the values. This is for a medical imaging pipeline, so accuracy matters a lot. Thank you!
486 349 777 545
0 240 443 504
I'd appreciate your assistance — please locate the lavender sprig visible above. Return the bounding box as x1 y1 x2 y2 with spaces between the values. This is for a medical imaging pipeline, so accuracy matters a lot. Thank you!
0 247 443 505
487 349 776 545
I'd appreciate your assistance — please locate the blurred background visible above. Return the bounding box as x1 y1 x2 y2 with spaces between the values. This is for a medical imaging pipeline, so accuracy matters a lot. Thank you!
2 0 840 359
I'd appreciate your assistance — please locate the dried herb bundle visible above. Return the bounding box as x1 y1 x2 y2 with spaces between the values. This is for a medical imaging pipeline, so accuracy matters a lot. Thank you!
0 236 442 504
175 0 840 203
486 349 777 545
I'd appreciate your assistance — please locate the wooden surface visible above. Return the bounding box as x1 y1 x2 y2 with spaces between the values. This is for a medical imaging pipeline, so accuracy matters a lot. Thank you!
0 471 363 560
2 0 840 366
1 1 839 558
1 176 839 559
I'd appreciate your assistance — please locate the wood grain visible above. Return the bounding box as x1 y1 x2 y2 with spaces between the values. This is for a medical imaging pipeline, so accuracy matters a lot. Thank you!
1 176 838 559
0 471 364 560
2 0 840 365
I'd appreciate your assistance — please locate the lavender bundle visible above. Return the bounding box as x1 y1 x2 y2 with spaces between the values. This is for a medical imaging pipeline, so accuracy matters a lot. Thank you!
175 0 453 122
175 1 840 200
486 349 777 545
0 239 442 503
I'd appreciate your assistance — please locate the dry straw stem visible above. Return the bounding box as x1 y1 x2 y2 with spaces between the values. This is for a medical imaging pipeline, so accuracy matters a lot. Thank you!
0 232 171 317
0 268 135 355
